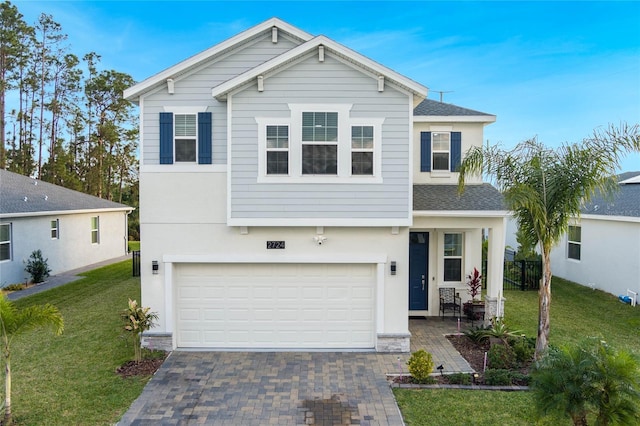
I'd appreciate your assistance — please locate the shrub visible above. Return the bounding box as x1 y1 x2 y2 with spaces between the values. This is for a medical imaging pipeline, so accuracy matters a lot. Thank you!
488 343 517 370
511 336 535 365
484 369 512 386
121 299 158 363
463 324 491 344
2 284 25 292
24 250 51 283
407 349 435 384
447 373 471 385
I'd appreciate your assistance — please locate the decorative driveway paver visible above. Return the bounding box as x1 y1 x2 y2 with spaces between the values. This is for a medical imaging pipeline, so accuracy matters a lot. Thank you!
118 318 471 425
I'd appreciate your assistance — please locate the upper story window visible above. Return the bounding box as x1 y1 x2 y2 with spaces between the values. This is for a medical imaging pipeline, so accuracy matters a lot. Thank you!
567 225 581 260
0 223 11 261
256 105 384 183
351 126 374 175
266 125 289 175
51 219 59 239
159 110 212 165
443 232 463 282
420 131 461 173
174 114 197 162
302 112 338 175
91 216 100 244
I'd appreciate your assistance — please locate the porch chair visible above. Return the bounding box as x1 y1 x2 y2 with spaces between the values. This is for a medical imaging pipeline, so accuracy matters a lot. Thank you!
439 287 461 320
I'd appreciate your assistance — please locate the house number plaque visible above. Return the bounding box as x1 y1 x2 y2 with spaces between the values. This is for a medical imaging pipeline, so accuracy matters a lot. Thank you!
266 241 285 249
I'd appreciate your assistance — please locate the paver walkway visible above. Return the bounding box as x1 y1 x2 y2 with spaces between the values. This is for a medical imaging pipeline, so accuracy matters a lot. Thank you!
118 317 473 425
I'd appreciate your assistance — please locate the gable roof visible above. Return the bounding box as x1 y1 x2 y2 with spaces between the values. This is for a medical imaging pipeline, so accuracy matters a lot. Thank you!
413 184 506 213
0 169 133 218
124 18 313 102
211 34 428 102
581 171 640 218
413 98 496 123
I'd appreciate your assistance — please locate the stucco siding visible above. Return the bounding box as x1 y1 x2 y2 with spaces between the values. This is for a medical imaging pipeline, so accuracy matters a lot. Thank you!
228 53 411 223
550 218 640 297
0 211 128 286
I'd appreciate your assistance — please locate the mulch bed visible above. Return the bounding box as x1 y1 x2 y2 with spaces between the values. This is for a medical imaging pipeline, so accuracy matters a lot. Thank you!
116 352 169 378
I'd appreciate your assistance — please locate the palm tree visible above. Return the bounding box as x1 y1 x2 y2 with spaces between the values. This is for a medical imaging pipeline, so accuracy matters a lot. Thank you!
0 294 63 424
531 339 640 426
458 123 640 359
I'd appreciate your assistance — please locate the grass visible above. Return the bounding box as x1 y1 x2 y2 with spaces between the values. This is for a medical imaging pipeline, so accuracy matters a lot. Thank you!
128 240 140 251
395 276 640 425
3 260 149 425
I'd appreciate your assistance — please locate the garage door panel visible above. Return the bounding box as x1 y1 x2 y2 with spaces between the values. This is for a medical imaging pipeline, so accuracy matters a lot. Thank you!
176 263 375 349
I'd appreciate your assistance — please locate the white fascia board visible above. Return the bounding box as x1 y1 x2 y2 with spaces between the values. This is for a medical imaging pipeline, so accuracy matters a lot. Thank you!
413 210 510 218
227 217 412 227
124 18 313 101
580 214 640 223
212 35 428 101
0 207 133 219
163 253 388 264
413 115 497 123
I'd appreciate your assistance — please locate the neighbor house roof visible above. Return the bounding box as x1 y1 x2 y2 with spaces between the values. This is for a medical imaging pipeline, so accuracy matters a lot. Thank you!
0 169 133 218
581 171 640 218
413 184 506 214
413 99 496 123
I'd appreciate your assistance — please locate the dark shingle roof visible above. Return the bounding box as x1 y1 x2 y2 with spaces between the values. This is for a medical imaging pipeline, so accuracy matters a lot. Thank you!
581 171 640 218
0 169 132 216
413 98 493 116
413 184 506 211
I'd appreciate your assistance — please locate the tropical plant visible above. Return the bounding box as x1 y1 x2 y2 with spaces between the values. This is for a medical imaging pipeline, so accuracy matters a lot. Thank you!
466 267 482 301
0 294 63 424
458 123 640 359
121 299 158 363
24 249 51 283
531 339 640 426
407 349 435 384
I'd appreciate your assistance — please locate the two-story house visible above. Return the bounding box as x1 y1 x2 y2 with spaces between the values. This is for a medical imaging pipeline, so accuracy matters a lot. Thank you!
124 18 507 353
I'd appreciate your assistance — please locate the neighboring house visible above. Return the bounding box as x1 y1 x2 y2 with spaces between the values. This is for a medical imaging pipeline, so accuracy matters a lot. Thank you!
0 169 133 286
124 18 507 353
550 171 640 300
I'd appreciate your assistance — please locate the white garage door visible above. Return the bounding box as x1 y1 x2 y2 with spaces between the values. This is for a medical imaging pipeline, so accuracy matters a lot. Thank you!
175 263 376 349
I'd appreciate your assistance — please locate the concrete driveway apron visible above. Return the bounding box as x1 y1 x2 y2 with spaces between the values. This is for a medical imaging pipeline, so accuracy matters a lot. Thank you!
118 351 404 425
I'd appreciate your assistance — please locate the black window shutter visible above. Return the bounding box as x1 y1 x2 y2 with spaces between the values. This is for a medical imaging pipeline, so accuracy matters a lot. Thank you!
159 112 174 164
420 132 431 172
451 132 461 172
198 112 212 164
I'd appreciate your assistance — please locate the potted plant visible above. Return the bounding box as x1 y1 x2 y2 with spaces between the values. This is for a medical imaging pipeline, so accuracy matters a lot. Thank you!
463 267 484 321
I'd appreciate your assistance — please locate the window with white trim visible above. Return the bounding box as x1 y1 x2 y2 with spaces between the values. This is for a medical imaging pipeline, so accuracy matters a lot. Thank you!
266 125 289 175
51 219 59 239
567 225 581 260
443 233 463 281
174 114 197 162
302 112 338 175
0 223 11 261
432 132 450 171
351 125 374 175
91 216 100 244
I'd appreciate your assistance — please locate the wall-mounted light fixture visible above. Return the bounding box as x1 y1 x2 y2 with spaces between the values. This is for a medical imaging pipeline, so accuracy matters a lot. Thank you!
390 261 397 275
152 261 159 274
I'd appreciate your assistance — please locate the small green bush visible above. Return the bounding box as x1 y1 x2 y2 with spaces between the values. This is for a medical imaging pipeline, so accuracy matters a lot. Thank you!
488 343 517 370
407 349 435 384
463 324 491 343
484 369 513 386
2 283 25 292
24 249 51 283
510 336 535 365
447 373 471 385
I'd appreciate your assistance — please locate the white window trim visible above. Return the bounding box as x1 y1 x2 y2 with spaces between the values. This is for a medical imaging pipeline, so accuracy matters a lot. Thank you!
0 223 11 262
431 131 451 172
442 231 464 283
567 225 581 261
91 216 100 245
256 104 383 184
163 106 208 165
51 219 59 240
429 125 452 177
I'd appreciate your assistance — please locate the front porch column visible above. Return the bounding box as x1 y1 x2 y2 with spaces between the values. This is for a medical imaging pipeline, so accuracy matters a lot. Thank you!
485 218 506 319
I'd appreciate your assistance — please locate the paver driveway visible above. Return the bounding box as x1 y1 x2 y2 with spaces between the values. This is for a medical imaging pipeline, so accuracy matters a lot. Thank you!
118 351 404 425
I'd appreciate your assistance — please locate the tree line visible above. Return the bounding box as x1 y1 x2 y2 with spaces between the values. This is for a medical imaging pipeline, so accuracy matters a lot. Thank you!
1 1 138 217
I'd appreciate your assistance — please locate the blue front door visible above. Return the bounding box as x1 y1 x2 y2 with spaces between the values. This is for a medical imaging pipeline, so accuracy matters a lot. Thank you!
409 232 429 310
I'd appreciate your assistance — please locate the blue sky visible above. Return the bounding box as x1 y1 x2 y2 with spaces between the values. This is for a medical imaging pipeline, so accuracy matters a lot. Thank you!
14 0 640 171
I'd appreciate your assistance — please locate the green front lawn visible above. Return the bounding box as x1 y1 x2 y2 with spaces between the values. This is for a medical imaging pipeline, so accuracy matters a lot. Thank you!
396 277 640 425
5 261 147 425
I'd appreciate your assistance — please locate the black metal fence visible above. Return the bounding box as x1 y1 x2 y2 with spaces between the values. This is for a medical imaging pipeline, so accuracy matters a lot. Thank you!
132 250 141 277
482 258 542 291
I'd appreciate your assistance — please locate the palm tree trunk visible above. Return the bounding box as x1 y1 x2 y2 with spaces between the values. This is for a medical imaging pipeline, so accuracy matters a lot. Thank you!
535 249 553 360
4 355 12 425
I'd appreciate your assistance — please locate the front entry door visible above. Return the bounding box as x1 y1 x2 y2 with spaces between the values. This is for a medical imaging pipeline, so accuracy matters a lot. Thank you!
409 232 429 310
